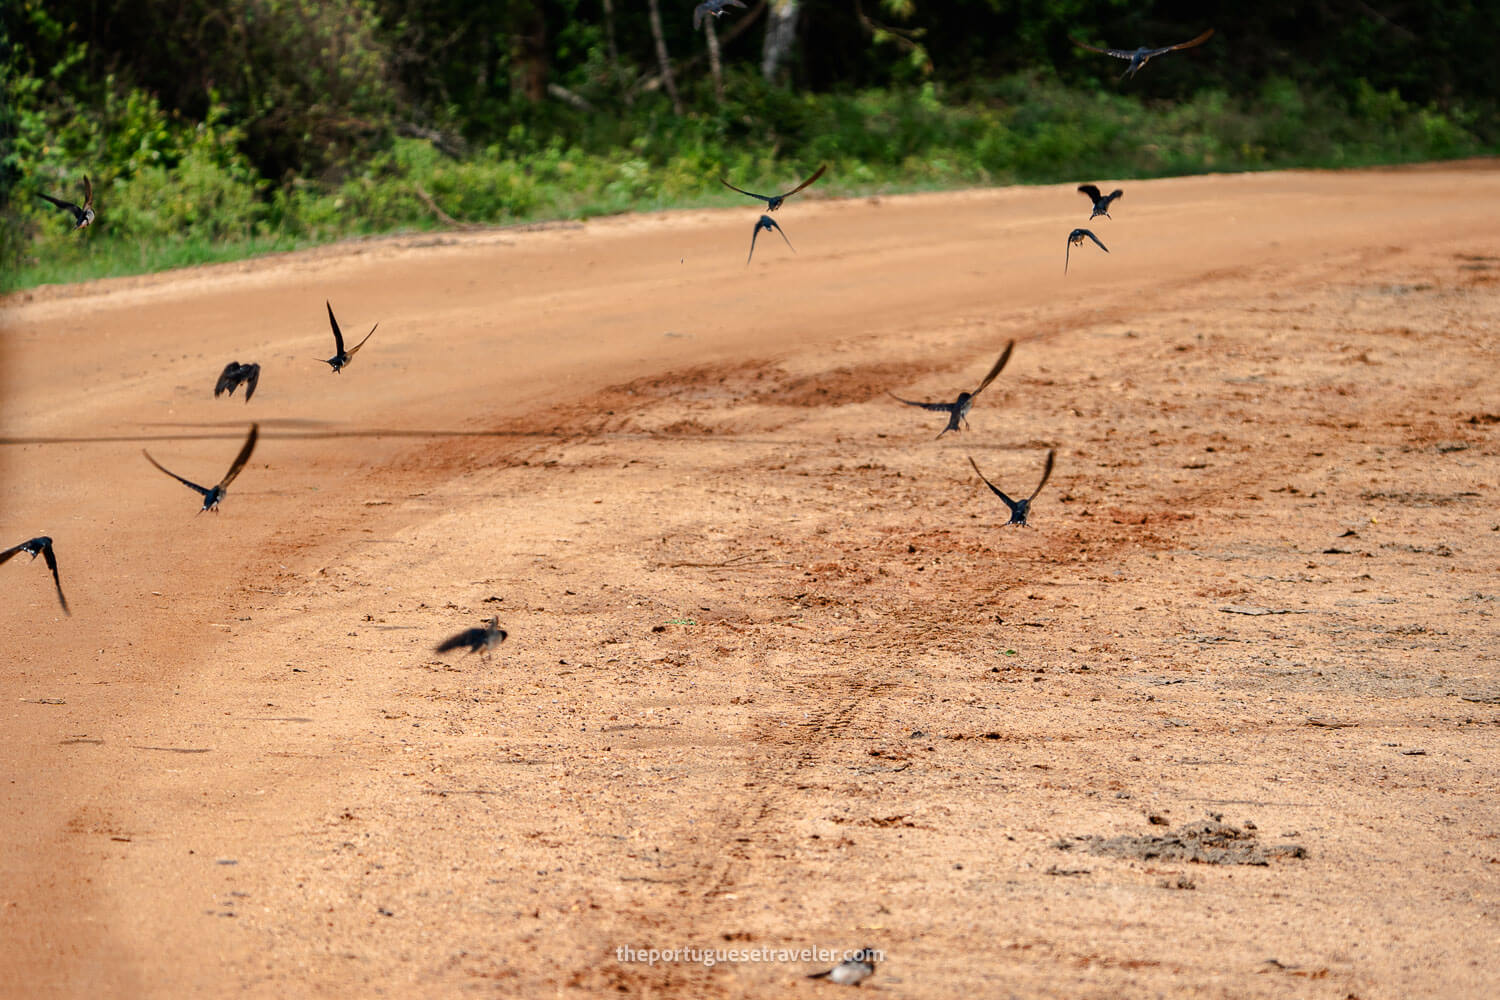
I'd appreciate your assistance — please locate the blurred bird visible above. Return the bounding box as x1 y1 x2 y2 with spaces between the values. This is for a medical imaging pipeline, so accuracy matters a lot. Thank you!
1065 228 1108 274
694 0 746 30
37 175 95 231
1 536 70 615
214 362 261 402
1077 184 1123 220
435 616 508 663
143 424 259 514
747 214 794 265
1071 28 1215 80
320 300 377 373
968 450 1055 527
888 342 1015 438
721 164 826 212
807 948 878 986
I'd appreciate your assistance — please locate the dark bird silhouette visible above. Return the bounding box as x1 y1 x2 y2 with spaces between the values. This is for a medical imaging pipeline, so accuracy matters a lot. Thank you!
747 214 794 265
1072 28 1215 80
320 300 377 373
1065 228 1109 274
807 948 877 986
143 424 259 513
37 175 95 231
888 342 1015 438
214 362 261 402
435 616 508 663
1078 184 1123 220
694 0 746 30
968 450 1055 527
1 536 70 615
721 164 826 212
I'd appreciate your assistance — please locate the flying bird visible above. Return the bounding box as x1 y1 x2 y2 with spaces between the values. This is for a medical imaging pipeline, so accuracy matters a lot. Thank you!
1077 184 1123 220
37 175 95 231
434 616 508 663
320 300 377 373
214 362 261 402
888 341 1015 438
1072 28 1215 80
968 450 1055 527
694 0 746 30
143 424 259 514
1065 228 1108 274
721 164 826 212
1 536 70 615
747 214 794 265
807 948 878 986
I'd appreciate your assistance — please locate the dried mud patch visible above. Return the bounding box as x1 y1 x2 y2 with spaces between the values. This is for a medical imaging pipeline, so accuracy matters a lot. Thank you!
1057 819 1309 866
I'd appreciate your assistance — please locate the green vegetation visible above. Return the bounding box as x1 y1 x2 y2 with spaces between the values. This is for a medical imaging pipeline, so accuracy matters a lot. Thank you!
4 2 1496 293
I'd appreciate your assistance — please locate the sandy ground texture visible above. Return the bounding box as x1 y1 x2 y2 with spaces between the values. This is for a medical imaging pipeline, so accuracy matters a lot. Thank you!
2 163 1499 999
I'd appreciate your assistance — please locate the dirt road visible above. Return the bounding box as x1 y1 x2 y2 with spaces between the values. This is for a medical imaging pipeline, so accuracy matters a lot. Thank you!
2 164 1498 999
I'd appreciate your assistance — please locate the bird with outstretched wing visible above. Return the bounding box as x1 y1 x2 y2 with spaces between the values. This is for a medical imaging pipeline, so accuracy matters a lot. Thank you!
968 450 1056 527
143 424 259 513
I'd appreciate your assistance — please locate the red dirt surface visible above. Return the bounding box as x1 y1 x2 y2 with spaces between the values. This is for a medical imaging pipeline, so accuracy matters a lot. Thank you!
2 164 1498 999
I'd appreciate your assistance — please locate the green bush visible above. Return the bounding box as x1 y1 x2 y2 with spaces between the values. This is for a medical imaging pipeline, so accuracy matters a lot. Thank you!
3 72 1493 294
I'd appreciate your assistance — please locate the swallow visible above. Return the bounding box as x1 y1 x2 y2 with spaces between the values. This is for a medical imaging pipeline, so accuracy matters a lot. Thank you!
214 362 261 402
694 0 746 30
747 214 794 265
434 616 508 663
1071 28 1215 80
1065 228 1108 274
1077 184 1123 220
968 449 1055 527
37 175 95 231
320 300 377 373
143 424 259 514
721 164 826 212
888 341 1015 438
1 536 70 615
807 948 877 986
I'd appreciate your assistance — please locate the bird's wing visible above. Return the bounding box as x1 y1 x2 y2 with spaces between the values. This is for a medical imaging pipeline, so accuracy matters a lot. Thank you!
1071 38 1132 58
243 364 260 402
1084 230 1109 252
746 220 761 264
37 192 81 214
1158 28 1214 54
214 362 242 397
217 424 260 490
326 300 346 354
1077 184 1102 201
888 392 956 413
728 0 747 8
766 216 795 252
721 177 773 203
435 628 482 653
347 324 378 358
779 164 827 200
143 451 211 497
82 175 93 210
968 456 1019 515
1065 239 1072 275
0 541 25 565
970 341 1016 398
694 3 707 29
40 542 69 615
1029 449 1056 501
1105 189 1124 206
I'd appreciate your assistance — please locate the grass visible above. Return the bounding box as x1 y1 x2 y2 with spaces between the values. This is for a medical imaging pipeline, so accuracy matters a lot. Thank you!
5 74 1493 295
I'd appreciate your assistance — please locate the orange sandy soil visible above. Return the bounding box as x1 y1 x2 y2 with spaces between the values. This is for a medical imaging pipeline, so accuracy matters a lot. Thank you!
2 164 1498 999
